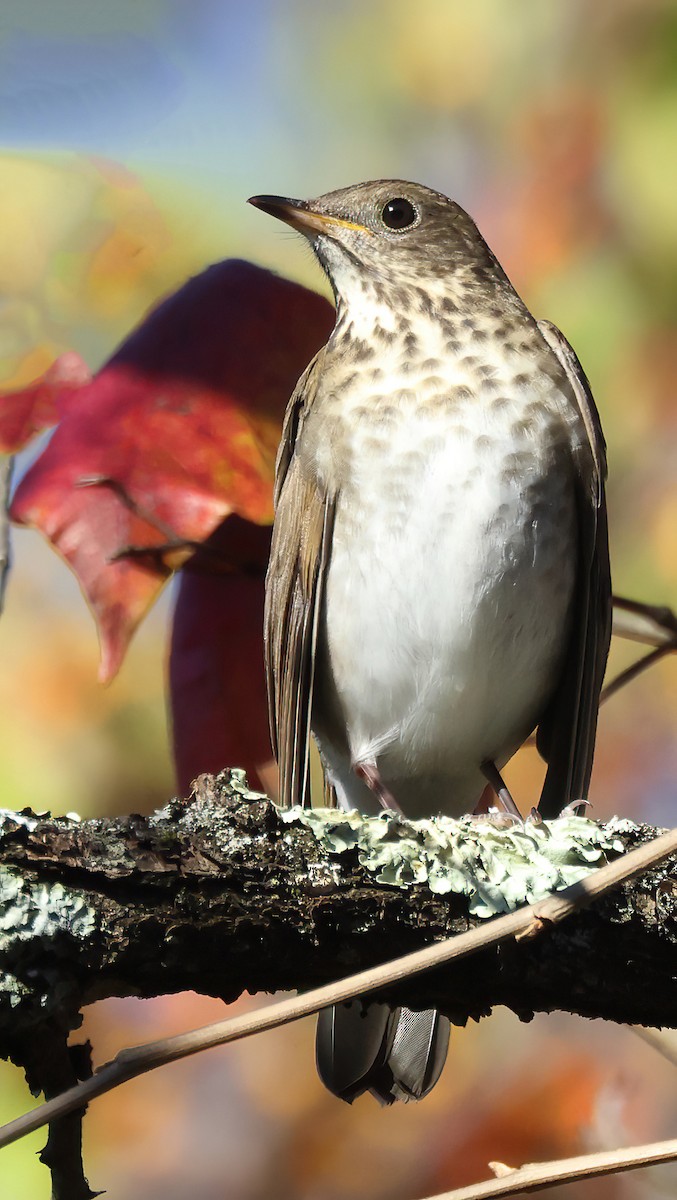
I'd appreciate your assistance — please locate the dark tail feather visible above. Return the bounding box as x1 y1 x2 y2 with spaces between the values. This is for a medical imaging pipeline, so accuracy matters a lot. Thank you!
316 1002 450 1104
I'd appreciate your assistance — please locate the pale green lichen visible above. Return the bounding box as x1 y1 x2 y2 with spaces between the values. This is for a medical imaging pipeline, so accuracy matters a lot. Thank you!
279 808 639 918
0 868 97 947
0 867 98 1011
0 970 33 1008
226 768 269 802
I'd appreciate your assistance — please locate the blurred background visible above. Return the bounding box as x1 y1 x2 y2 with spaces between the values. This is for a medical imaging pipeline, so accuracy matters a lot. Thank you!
1 0 676 1196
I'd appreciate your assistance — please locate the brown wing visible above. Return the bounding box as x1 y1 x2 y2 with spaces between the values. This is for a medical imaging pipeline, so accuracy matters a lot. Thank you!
535 320 612 817
264 352 336 808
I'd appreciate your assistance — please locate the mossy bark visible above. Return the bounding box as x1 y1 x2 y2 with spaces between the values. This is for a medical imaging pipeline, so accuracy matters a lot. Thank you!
1 769 675 1076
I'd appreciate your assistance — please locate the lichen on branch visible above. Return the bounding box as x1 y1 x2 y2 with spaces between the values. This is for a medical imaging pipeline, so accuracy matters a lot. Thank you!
280 803 637 915
0 769 676 1079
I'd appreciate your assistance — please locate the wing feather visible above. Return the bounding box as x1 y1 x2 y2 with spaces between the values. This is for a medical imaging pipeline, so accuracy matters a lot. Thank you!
536 320 612 816
264 352 336 807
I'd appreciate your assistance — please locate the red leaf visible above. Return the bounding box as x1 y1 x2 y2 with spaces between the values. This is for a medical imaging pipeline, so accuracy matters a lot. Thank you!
17 477 173 681
11 261 334 679
0 353 92 453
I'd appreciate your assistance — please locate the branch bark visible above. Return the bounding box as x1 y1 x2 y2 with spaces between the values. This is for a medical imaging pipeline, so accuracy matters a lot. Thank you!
1 769 677 1075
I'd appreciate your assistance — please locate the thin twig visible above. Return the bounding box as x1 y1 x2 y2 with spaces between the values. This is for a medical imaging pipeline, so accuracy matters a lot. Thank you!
630 1026 677 1070
612 594 677 649
419 1132 677 1199
522 596 677 748
1 825 675 1154
600 643 673 706
0 456 13 614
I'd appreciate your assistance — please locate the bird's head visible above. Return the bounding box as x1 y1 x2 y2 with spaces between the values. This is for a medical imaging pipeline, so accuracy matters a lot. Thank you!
248 180 501 307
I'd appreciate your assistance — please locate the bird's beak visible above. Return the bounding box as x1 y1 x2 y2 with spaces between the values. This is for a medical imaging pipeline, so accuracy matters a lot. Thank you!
248 194 369 238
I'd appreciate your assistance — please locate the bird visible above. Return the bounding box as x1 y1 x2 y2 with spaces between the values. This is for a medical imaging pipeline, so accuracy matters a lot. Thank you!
248 180 612 1104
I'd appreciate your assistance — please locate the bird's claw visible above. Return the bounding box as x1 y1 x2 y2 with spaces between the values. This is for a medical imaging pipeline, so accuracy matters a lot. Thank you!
558 799 592 819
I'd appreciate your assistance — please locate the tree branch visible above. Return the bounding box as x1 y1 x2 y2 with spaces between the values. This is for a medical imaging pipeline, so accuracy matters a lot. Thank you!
422 1130 677 1200
2 767 677 1199
1 815 676 1159
1 768 677 1071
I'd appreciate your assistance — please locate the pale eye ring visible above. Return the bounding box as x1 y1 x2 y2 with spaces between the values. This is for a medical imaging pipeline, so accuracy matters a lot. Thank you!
381 197 417 231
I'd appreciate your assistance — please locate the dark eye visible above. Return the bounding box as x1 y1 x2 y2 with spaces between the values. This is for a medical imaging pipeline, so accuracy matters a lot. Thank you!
381 197 417 231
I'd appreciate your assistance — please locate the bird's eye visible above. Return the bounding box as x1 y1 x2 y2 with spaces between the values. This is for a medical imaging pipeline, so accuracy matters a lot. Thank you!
381 197 417 231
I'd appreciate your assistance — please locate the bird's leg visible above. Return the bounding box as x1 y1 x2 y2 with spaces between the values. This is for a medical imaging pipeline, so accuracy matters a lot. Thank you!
480 760 523 820
354 762 404 814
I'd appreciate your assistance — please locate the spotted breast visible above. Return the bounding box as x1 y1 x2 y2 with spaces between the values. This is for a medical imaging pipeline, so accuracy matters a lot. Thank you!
306 291 581 818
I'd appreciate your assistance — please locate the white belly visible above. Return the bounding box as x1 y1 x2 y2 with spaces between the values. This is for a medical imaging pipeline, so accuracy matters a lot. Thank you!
312 388 577 818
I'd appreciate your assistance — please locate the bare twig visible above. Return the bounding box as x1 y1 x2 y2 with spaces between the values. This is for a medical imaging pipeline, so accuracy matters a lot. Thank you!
1 825 675 1155
612 594 677 649
0 455 13 614
600 643 673 706
523 593 677 748
419 1132 677 1199
630 1025 677 1070
598 594 677 706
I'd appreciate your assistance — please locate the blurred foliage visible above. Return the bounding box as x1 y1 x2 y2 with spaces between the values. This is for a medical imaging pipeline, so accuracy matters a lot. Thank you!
0 1 676 1198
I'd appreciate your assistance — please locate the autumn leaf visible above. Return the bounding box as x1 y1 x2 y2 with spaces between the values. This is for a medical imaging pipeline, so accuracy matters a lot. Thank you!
0 352 92 453
5 259 334 681
1 259 334 789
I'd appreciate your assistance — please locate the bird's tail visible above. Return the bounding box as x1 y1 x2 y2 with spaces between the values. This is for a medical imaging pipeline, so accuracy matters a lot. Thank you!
316 1001 450 1104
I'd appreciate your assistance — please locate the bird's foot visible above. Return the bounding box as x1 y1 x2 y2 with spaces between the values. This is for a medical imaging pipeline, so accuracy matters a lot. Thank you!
558 799 592 819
